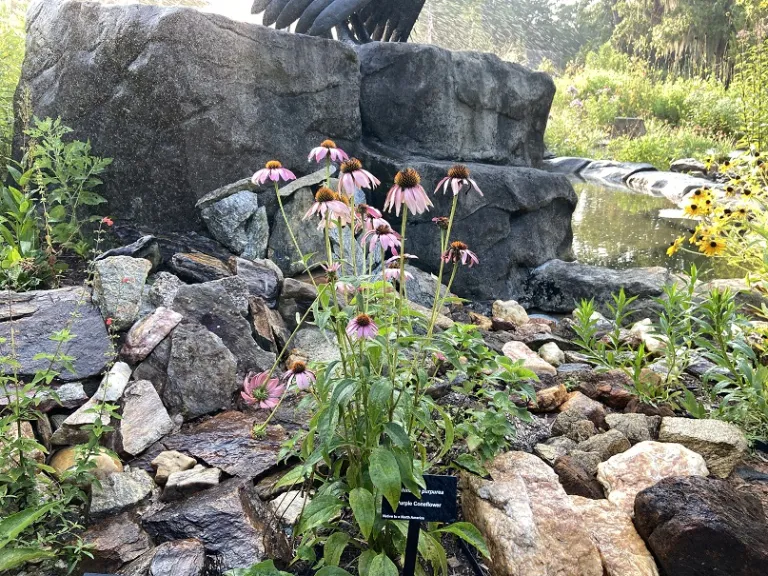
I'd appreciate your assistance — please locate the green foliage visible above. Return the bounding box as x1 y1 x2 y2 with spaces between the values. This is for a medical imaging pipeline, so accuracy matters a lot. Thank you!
0 0 26 168
734 33 768 149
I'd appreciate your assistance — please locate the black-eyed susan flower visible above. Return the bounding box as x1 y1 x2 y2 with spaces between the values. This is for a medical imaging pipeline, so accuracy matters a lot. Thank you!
700 238 726 257
667 237 684 257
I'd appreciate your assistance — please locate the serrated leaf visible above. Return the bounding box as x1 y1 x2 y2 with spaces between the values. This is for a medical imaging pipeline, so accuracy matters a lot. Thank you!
369 447 401 510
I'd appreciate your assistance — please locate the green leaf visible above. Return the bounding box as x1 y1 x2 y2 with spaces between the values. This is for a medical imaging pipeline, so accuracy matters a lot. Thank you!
316 568 352 576
368 553 398 576
369 447 401 510
322 532 350 568
349 487 375 540
296 495 343 536
273 466 309 490
0 548 56 572
453 454 487 476
434 522 490 558
358 550 376 576
0 502 57 549
224 559 292 576
384 422 411 450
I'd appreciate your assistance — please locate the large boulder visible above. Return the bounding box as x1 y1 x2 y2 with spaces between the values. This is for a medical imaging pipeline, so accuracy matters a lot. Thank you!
634 476 768 576
357 42 554 166
462 452 604 576
19 0 361 232
0 287 113 381
366 155 576 300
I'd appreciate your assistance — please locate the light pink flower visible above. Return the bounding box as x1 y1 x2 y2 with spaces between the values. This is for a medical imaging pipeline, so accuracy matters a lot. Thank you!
252 160 296 185
355 204 383 233
435 165 483 197
308 139 349 164
346 313 378 340
303 187 352 227
338 158 380 197
361 219 401 253
384 168 433 216
283 360 316 391
241 372 285 409
441 241 479 268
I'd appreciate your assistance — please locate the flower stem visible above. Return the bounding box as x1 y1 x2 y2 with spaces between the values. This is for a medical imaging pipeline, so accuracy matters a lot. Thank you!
275 182 318 290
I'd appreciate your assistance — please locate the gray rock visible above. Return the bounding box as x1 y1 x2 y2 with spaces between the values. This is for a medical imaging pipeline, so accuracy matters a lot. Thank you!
357 42 554 166
278 278 318 330
233 257 283 307
121 307 183 364
525 259 669 314
267 187 326 276
143 479 290 572
164 322 239 420
98 235 162 271
567 450 603 476
605 413 653 444
542 157 592 174
162 465 221 501
366 155 576 301
670 158 707 174
269 490 310 526
576 430 631 462
120 380 174 457
93 256 153 330
539 342 565 367
90 468 155 520
291 327 341 364
626 171 720 204
552 409 598 443
0 287 113 381
80 512 152 574
150 539 207 576
508 416 552 453
534 436 576 465
151 450 197 486
579 160 656 187
20 0 361 233
171 277 276 376
133 337 172 396
148 272 185 308
200 189 269 259
404 265 454 310
169 253 232 284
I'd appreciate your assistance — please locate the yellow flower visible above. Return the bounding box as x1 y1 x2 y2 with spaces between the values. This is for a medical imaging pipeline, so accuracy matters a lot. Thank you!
700 237 726 257
684 202 702 217
667 237 684 257
734 205 750 219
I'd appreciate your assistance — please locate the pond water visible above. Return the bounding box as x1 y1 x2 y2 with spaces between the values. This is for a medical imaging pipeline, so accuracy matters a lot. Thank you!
571 180 736 278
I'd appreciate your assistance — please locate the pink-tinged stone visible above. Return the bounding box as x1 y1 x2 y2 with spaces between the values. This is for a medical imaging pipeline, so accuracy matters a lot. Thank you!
121 307 183 364
571 496 659 576
502 341 557 376
597 441 709 516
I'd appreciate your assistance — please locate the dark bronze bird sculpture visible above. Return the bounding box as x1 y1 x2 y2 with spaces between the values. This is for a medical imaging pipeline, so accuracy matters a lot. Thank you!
251 0 427 43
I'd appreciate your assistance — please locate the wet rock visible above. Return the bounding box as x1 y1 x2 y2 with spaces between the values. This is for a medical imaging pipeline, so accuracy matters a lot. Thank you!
525 259 669 315
51 362 132 445
658 417 748 478
605 413 655 443
151 450 197 486
626 171 718 204
670 158 707 174
121 307 183 364
580 159 654 185
81 512 152 574
90 468 155 520
554 455 605 499
148 272 185 308
164 322 239 420
172 277 276 375
634 476 768 576
538 342 564 366
120 380 174 457
492 300 529 325
162 465 221 501
530 383 568 412
576 430 631 461
234 257 283 306
462 452 603 576
143 479 289 572
150 539 207 576
98 236 162 271
534 436 576 465
597 441 709 515
571 496 659 576
558 391 607 429
543 157 592 174
552 409 598 443
50 445 123 480
0 287 113 381
170 252 232 284
502 341 556 376
93 256 153 330
198 188 269 259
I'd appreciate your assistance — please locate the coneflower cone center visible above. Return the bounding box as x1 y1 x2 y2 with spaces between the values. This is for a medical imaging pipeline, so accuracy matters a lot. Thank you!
395 168 421 188
376 224 391 235
321 139 337 149
448 165 470 179
290 361 307 373
355 314 372 327
341 158 362 173
266 160 282 169
315 187 337 202
451 241 468 251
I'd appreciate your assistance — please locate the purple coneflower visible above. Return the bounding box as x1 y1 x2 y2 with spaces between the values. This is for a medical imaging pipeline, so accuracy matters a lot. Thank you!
347 313 378 340
435 165 483 197
442 241 479 268
241 372 285 409
361 219 401 253
338 158 380 196
283 360 316 391
308 139 349 164
303 187 352 226
383 254 416 282
356 203 383 232
384 168 433 216
252 160 296 185
432 216 450 230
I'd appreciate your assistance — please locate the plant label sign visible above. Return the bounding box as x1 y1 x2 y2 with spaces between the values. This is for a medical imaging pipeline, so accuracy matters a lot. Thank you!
381 474 458 523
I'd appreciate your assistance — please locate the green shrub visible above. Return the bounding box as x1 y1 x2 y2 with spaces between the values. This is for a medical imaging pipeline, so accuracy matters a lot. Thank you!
0 0 26 167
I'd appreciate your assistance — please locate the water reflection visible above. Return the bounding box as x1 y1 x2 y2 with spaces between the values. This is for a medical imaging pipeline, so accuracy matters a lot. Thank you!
571 180 736 278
